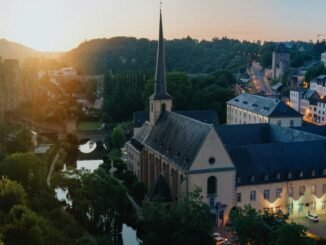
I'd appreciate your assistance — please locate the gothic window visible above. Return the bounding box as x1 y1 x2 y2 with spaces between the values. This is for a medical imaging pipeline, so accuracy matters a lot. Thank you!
290 120 294 127
207 176 217 195
161 103 166 111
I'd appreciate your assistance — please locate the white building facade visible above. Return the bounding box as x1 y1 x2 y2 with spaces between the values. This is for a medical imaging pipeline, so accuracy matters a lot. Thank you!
227 93 302 127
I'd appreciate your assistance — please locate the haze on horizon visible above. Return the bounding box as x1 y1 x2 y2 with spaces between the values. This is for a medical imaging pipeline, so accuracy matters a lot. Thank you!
0 0 325 52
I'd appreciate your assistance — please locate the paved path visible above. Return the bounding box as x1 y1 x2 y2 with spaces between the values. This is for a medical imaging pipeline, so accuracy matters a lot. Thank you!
47 153 60 186
291 215 326 239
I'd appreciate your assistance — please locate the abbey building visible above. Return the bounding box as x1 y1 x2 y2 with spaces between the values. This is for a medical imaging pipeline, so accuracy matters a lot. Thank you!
126 11 326 226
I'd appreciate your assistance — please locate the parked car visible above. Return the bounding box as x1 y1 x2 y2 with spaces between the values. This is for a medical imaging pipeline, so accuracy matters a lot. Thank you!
306 213 319 222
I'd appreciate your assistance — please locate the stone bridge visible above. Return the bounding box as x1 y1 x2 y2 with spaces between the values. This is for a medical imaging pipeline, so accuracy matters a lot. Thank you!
75 129 110 142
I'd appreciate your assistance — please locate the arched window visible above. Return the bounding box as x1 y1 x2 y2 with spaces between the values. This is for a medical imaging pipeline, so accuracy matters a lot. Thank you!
290 120 294 127
207 176 217 195
161 103 166 111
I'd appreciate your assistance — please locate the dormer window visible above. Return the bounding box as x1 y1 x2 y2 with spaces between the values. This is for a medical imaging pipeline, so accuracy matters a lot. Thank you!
250 175 255 182
299 170 304 178
276 172 281 180
288 172 292 179
263 174 268 181
311 169 316 177
236 177 241 184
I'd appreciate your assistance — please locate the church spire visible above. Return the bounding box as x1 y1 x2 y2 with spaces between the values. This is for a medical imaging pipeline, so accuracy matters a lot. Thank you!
150 9 172 100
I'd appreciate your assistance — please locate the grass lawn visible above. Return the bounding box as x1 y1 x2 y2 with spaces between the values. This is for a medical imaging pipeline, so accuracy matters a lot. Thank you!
77 121 102 130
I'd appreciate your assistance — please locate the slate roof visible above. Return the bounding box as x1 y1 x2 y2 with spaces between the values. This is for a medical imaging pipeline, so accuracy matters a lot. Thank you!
144 111 212 171
228 141 326 186
130 122 151 151
133 110 219 128
310 75 326 86
148 175 172 202
216 124 325 147
227 93 301 118
150 10 172 100
216 124 326 186
294 124 326 137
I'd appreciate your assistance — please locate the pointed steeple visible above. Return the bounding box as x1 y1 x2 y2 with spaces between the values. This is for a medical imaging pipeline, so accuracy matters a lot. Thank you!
150 9 172 100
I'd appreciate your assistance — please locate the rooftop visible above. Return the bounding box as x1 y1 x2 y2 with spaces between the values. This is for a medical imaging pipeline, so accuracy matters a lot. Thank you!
145 111 212 171
216 124 326 186
227 93 301 118
133 110 219 128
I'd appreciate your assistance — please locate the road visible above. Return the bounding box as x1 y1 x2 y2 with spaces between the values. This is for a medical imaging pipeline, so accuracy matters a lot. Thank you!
291 215 326 239
249 61 272 95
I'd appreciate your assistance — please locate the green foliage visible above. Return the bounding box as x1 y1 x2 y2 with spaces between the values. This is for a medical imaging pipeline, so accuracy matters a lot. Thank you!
270 222 315 245
110 126 125 148
82 79 97 102
103 72 149 122
229 205 315 245
0 178 26 214
0 153 46 195
141 188 213 245
1 205 63 245
305 64 326 83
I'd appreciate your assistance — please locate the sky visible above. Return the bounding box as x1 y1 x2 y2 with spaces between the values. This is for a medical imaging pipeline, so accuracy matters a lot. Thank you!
0 0 325 52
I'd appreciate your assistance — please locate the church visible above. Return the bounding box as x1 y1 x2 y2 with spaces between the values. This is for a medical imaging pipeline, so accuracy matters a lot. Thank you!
126 11 326 226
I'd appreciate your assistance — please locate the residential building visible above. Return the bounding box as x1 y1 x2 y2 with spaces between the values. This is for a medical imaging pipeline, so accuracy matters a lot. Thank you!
226 93 302 127
310 75 326 97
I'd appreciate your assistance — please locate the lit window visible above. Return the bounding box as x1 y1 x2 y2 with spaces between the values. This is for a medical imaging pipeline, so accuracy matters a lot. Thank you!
250 191 256 201
311 202 316 211
276 188 282 198
322 202 326 210
263 189 270 200
299 170 303 177
311 185 316 195
299 186 305 196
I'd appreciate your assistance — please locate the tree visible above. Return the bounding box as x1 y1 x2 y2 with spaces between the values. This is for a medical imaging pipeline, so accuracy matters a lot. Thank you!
73 168 129 237
0 178 26 214
141 188 213 245
2 205 61 245
229 205 315 245
110 126 125 149
83 79 97 103
0 153 47 195
270 222 315 245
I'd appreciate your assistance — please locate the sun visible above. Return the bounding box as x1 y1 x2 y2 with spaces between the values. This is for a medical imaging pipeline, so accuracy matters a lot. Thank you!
5 0 73 52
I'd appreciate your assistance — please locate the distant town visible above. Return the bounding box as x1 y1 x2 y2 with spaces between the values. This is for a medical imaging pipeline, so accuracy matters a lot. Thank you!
0 6 325 245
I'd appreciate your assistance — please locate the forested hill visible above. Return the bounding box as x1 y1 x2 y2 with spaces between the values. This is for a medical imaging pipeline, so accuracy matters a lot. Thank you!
63 36 320 75
0 39 62 61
